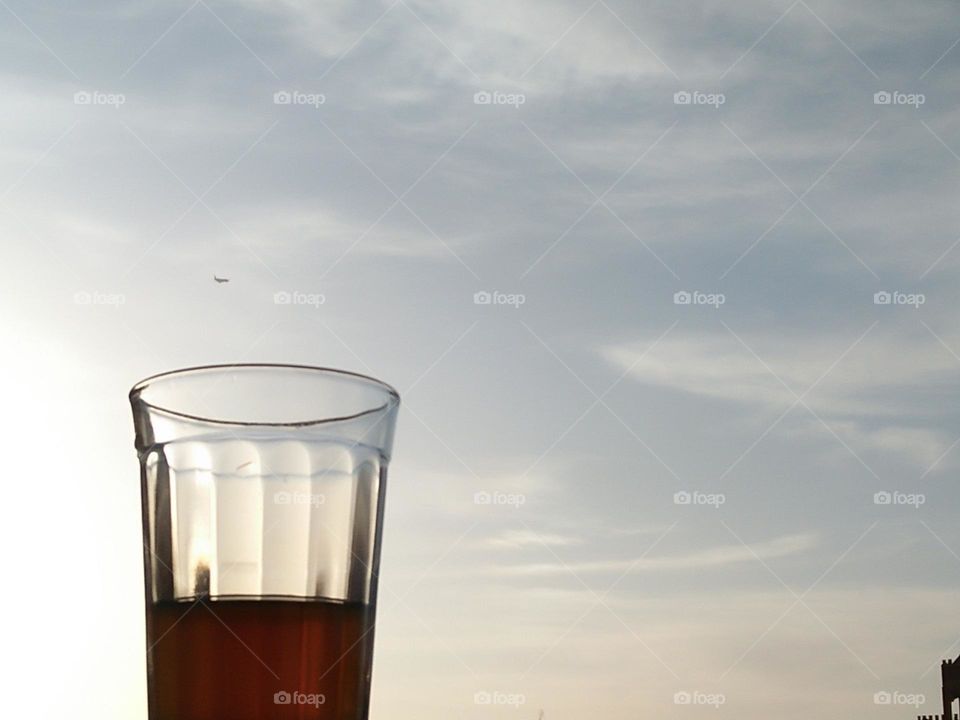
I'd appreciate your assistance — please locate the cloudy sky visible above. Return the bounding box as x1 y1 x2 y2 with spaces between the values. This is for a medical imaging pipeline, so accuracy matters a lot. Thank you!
2 1 960 718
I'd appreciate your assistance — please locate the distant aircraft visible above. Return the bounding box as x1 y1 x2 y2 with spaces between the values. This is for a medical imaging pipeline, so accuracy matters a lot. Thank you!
213 275 230 284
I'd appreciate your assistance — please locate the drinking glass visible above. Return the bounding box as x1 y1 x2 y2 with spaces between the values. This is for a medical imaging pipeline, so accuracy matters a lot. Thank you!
129 364 400 720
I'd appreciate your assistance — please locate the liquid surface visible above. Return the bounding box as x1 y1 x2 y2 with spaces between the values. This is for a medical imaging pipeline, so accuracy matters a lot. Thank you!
147 599 374 720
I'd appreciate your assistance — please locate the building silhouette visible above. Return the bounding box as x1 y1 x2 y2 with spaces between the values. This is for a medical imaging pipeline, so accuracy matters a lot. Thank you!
918 654 960 720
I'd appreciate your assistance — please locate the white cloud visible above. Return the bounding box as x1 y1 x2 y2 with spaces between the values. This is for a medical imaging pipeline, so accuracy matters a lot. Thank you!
602 329 957 467
480 528 582 549
486 532 817 577
238 204 463 260
236 0 673 90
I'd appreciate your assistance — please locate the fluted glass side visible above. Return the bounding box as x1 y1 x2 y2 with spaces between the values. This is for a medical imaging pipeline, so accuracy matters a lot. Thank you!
140 435 385 603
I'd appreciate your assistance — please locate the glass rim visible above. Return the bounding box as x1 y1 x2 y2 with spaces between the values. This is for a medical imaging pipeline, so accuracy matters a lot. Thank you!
129 363 400 428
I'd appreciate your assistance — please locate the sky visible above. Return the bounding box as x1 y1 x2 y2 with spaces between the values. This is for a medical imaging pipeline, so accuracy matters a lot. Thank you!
1 1 960 718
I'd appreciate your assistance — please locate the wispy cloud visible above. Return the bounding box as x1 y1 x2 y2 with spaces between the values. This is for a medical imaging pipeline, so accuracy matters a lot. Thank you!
479 528 582 549
602 330 954 413
602 330 958 467
485 532 817 577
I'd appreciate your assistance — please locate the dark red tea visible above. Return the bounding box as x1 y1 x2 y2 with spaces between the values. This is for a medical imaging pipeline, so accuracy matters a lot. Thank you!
147 599 375 720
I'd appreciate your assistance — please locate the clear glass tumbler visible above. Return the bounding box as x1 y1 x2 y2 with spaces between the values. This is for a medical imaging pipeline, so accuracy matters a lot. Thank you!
129 364 400 720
